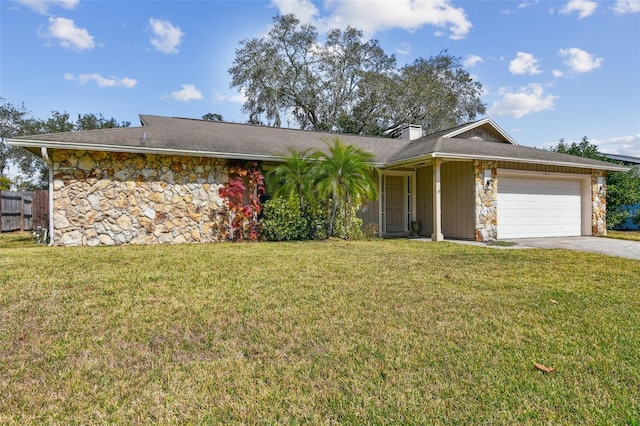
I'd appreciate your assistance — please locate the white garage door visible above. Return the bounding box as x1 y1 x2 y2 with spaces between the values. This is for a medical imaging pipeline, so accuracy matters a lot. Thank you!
497 177 583 239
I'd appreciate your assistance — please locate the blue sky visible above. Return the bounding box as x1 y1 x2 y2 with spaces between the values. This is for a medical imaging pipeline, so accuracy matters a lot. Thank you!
1 0 639 156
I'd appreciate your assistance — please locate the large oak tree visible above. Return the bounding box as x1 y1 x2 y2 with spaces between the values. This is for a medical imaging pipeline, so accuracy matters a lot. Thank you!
229 14 486 136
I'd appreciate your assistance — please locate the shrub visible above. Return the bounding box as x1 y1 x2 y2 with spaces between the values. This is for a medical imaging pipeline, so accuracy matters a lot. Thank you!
333 205 364 240
303 201 328 240
219 161 265 241
0 176 11 190
261 197 309 241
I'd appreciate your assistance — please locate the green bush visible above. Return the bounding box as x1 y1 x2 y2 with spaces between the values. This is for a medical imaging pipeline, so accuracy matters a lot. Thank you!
261 197 309 241
333 205 364 240
0 176 11 190
260 196 371 241
303 202 328 240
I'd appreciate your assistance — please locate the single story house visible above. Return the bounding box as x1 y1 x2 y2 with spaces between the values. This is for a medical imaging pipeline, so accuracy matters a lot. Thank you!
8 115 627 246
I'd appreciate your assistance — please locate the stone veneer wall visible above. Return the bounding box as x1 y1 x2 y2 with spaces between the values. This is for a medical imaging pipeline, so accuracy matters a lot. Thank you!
473 160 497 242
591 169 607 236
51 150 229 246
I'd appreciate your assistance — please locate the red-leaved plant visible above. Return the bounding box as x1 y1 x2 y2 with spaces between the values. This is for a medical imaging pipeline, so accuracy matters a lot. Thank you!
218 161 265 241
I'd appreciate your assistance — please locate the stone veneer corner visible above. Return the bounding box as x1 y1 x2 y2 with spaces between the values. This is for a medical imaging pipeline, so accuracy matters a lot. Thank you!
473 160 498 242
591 169 607 236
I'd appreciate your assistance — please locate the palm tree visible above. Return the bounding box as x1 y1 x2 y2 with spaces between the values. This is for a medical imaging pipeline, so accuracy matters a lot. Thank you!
313 137 378 237
266 148 314 211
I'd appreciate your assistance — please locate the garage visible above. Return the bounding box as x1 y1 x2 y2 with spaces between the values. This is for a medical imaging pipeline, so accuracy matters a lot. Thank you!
497 174 586 239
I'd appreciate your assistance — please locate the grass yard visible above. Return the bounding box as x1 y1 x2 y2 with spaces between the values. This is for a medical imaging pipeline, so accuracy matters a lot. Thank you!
1 233 639 424
607 230 640 242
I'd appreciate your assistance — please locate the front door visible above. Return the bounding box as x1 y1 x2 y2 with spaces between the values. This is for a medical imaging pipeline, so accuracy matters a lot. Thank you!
385 175 405 233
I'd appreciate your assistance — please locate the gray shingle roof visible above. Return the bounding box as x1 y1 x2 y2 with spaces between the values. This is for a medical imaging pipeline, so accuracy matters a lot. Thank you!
11 115 406 165
604 153 640 165
386 135 626 170
8 114 627 171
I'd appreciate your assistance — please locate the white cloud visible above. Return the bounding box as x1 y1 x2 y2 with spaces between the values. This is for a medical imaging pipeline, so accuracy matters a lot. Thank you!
271 0 472 39
509 52 541 75
593 134 640 156
64 73 137 88
501 1 539 14
559 47 603 73
15 0 78 14
613 0 640 14
149 18 184 54
464 54 483 68
40 16 95 51
552 69 564 77
170 84 203 102
213 91 246 104
270 0 320 24
396 42 411 56
489 84 558 118
559 0 598 18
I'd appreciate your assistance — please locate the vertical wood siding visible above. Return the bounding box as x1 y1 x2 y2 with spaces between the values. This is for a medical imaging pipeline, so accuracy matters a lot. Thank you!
416 166 433 236
441 162 475 239
455 125 506 143
497 162 589 175
356 171 380 230
357 200 379 228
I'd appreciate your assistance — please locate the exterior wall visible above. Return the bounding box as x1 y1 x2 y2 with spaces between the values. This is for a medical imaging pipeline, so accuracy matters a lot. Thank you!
473 160 498 241
51 150 229 246
356 170 380 230
416 166 433 236
592 169 607 236
357 200 379 230
455 125 507 143
441 161 475 239
497 161 589 175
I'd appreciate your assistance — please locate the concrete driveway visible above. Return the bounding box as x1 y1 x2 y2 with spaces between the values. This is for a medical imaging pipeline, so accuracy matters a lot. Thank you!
507 236 640 260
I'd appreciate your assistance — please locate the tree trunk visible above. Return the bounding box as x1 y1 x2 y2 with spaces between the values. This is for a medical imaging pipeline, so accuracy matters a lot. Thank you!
327 199 339 238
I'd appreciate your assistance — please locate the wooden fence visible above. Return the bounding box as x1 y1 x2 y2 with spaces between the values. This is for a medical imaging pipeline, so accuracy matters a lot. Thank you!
0 190 49 232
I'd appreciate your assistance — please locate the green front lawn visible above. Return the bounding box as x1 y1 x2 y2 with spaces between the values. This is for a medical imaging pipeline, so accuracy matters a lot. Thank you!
1 234 639 424
606 230 640 242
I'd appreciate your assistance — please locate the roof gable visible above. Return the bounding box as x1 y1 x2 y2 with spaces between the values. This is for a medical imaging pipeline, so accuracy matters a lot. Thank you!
441 118 517 145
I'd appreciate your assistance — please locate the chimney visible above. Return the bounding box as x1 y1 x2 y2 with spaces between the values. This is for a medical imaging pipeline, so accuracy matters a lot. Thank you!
401 124 422 140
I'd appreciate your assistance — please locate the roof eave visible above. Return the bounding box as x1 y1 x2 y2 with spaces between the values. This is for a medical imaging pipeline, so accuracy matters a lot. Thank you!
7 138 283 163
7 138 387 167
384 152 630 172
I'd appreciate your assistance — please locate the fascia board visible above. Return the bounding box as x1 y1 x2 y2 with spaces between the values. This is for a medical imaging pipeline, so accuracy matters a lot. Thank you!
383 151 630 172
7 138 388 168
7 138 283 162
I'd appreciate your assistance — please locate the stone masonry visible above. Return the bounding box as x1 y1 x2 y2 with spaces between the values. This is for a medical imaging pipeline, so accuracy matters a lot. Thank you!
51 150 229 246
591 169 607 236
473 160 497 242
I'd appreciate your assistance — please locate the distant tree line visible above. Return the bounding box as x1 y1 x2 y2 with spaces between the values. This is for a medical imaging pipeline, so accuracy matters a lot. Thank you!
551 137 640 229
0 98 131 190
